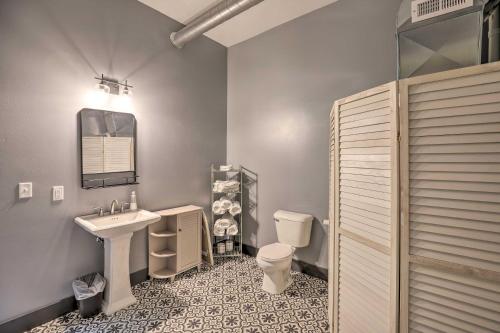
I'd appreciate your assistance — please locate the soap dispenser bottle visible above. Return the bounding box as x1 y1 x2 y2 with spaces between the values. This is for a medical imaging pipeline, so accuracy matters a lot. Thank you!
130 191 137 211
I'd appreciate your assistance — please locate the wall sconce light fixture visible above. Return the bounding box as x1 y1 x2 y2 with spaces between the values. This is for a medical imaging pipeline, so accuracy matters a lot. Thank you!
94 74 133 97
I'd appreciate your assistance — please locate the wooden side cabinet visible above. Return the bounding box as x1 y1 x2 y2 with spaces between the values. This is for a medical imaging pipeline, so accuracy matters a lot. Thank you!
148 205 202 282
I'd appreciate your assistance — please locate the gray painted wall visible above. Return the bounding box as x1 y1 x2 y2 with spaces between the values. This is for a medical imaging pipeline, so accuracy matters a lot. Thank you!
227 0 400 268
0 0 226 323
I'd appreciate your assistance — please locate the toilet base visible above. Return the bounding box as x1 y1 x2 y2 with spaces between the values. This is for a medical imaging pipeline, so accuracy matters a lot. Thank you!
261 270 293 294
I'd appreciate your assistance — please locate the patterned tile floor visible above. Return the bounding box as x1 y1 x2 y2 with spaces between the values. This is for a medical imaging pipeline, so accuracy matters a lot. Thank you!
31 255 329 333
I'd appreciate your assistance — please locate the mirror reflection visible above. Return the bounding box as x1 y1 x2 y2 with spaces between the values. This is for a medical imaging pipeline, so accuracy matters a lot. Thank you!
79 109 137 189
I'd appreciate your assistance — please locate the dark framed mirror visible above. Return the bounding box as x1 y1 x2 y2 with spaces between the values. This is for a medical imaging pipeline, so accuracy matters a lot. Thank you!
79 108 138 189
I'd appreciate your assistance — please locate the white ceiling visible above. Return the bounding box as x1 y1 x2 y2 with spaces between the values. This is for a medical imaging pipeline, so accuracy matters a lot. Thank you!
138 0 338 47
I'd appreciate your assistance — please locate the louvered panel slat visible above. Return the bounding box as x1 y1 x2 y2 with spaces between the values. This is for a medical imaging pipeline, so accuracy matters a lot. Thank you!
339 91 390 111
341 192 391 210
340 179 391 193
409 316 458 333
409 246 500 272
340 130 392 142
410 143 500 154
410 153 500 163
410 232 500 257
410 180 500 193
409 103 500 120
410 162 500 173
410 171 500 183
341 167 391 178
340 106 391 124
410 188 500 203
341 205 390 227
341 210 391 231
410 213 500 233
409 204 499 223
341 185 391 200
408 70 500 94
410 123 500 136
341 220 391 246
410 197 500 214
339 99 391 118
409 133 500 145
340 173 391 185
340 139 392 148
332 82 398 333
409 279 500 313
410 295 500 332
409 93 500 112
409 81 500 103
410 112 500 128
340 153 391 161
341 123 391 136
340 115 391 129
409 304 493 333
340 160 391 170
410 223 500 243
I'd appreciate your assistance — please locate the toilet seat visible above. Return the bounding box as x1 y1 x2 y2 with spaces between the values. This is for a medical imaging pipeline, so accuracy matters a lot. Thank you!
257 243 293 262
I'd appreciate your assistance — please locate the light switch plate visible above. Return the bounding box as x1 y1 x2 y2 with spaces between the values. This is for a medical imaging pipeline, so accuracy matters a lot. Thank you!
19 182 32 199
52 186 64 201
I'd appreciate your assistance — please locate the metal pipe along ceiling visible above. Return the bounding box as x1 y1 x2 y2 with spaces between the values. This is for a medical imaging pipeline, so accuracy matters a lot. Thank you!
170 0 265 48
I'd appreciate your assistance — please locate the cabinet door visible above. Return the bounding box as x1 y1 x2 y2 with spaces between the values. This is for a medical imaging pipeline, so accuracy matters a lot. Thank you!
177 211 201 272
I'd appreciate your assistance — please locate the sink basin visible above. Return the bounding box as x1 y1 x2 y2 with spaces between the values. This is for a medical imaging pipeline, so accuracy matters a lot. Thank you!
75 209 161 239
74 209 161 315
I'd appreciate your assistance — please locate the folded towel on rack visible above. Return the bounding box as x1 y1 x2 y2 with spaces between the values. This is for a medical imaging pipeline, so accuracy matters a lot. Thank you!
213 225 226 237
219 164 233 171
212 200 226 215
213 180 240 193
228 201 241 216
220 196 232 210
226 222 238 236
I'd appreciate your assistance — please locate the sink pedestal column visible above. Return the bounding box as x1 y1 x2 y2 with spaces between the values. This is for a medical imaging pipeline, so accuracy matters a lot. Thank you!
102 232 137 315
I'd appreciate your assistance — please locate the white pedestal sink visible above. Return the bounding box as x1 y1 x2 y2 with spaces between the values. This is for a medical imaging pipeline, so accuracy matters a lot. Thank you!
75 210 161 315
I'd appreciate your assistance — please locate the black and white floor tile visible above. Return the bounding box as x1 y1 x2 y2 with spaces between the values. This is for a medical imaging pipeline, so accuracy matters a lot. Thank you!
31 255 329 333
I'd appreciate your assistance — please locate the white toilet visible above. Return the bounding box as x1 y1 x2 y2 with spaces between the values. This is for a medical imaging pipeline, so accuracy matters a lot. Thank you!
256 210 313 294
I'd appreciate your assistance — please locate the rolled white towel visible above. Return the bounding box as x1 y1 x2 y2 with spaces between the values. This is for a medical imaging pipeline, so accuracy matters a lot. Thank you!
213 225 226 236
220 196 232 210
226 223 238 236
228 201 241 216
212 200 226 215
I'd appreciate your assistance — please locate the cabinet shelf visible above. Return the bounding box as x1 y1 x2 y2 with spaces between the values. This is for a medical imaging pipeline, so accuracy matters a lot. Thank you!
150 248 176 258
150 268 176 279
149 206 203 281
150 230 176 238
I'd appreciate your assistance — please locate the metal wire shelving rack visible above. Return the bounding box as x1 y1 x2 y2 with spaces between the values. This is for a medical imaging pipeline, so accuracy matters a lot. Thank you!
210 164 243 258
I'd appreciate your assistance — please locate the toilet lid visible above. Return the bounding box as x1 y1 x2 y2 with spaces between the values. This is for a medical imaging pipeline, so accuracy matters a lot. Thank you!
258 243 293 261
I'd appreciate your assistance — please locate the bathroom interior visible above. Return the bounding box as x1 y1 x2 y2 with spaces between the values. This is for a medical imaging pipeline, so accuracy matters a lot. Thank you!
1 0 499 332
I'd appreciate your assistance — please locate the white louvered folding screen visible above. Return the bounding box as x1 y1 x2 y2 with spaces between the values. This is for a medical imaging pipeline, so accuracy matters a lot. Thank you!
330 82 400 333
399 63 500 333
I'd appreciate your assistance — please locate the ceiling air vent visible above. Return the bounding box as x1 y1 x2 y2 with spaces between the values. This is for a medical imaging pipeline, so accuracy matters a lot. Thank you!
411 0 473 22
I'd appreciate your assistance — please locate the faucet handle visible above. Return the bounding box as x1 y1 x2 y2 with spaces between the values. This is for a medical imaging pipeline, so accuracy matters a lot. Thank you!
120 202 130 213
93 207 104 216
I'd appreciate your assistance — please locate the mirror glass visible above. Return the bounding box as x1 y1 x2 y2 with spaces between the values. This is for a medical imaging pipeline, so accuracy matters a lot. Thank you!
79 109 137 189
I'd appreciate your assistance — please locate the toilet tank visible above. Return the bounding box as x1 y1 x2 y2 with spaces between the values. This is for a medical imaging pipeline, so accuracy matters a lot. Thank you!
273 210 313 248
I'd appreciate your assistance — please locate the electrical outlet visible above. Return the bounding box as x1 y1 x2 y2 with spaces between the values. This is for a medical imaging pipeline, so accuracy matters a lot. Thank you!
19 182 32 199
52 186 64 201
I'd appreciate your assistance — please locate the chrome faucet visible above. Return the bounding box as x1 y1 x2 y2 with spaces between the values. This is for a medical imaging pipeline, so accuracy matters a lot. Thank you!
110 200 119 215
